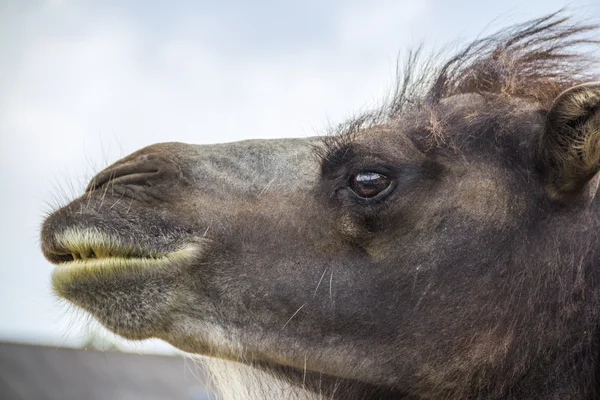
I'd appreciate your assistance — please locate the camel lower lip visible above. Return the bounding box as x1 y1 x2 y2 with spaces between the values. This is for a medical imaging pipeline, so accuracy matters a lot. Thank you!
55 255 175 271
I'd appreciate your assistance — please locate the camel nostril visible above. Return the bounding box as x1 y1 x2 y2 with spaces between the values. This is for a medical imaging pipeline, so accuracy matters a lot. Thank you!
86 162 161 192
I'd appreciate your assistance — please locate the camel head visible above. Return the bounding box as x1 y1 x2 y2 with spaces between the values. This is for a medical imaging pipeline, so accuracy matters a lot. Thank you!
41 14 600 399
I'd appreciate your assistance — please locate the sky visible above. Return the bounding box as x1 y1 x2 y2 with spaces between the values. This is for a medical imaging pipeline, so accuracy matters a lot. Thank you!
1 0 598 354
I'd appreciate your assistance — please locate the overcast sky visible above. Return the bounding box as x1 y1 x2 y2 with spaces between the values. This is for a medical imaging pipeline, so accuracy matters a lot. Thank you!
1 1 598 354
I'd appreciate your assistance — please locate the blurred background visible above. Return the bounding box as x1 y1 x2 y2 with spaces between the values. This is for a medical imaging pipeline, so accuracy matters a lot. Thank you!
1 0 598 399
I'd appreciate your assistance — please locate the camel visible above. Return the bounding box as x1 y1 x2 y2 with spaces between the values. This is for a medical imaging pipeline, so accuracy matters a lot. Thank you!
41 13 600 399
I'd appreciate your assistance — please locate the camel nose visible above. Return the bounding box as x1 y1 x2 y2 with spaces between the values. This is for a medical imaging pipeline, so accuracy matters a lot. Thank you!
86 152 181 193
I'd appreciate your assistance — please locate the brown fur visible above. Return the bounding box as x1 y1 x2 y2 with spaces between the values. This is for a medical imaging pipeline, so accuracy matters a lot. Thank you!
41 13 600 400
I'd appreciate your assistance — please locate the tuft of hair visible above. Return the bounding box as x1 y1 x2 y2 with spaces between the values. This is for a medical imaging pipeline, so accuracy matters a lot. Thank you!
201 357 321 400
320 11 599 152
400 11 598 113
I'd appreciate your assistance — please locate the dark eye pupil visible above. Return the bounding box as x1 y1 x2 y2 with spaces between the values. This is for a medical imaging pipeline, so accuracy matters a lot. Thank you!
351 172 391 198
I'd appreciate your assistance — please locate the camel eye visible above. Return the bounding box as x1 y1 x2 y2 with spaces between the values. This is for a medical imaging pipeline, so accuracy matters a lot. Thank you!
350 172 391 198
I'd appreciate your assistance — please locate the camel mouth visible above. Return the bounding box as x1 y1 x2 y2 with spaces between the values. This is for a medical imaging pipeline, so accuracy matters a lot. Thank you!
51 249 196 278
47 243 155 264
46 228 200 288
44 227 160 265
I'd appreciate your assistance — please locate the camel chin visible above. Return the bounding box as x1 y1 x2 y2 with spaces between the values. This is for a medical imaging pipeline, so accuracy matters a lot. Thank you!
47 227 205 341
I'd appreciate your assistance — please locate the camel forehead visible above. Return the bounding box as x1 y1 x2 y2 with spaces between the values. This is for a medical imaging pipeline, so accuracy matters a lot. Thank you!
353 93 542 153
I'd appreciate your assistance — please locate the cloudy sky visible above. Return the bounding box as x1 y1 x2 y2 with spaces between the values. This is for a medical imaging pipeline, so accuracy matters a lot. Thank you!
1 1 598 353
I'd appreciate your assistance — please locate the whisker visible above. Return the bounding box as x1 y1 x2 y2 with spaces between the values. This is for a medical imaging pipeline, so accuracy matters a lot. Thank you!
329 270 334 305
313 267 328 297
126 195 135 214
302 353 308 389
258 178 276 198
282 303 306 330
109 191 126 210
98 172 113 210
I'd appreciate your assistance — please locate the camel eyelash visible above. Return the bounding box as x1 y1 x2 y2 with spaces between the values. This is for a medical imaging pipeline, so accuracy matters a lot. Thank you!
319 144 356 177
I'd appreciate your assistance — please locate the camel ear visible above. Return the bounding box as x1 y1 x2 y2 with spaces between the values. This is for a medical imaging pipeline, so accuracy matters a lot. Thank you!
540 82 600 202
